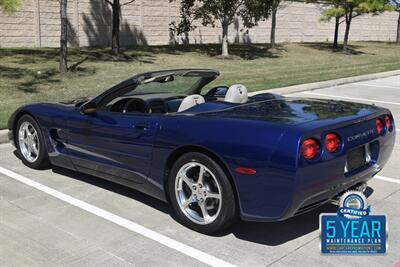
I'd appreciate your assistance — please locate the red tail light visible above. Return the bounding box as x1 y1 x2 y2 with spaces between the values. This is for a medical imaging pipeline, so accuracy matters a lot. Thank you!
376 118 384 135
325 133 341 153
301 138 320 160
384 115 392 131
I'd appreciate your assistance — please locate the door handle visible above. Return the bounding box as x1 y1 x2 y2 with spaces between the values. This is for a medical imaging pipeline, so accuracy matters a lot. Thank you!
133 122 148 130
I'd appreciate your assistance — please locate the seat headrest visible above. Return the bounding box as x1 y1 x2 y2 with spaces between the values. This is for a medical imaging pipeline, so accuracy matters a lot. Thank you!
225 84 248 103
177 94 205 112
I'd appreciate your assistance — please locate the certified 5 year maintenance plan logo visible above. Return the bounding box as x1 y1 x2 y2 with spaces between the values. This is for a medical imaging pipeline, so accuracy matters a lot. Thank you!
320 190 387 254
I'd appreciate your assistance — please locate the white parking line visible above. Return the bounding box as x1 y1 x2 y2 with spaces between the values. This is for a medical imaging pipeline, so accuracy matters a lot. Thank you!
356 83 400 90
375 175 400 184
0 166 235 267
301 92 400 106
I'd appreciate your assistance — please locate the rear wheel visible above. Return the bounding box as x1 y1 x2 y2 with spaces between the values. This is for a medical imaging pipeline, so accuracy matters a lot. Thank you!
16 115 50 169
168 152 237 234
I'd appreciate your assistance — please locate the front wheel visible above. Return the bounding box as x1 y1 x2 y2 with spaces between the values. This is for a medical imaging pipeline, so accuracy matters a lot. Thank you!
168 152 237 234
16 115 50 169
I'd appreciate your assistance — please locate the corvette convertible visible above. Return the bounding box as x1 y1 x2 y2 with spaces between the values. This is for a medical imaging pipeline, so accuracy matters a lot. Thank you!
8 69 395 233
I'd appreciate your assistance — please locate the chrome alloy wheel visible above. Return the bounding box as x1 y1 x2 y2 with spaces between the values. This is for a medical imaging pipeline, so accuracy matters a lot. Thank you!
18 121 40 163
174 162 222 225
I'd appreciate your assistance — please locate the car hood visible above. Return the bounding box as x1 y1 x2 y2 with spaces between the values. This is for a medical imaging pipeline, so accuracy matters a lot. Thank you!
200 97 383 125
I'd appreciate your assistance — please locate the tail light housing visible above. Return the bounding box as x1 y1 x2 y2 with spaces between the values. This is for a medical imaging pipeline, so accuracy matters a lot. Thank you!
325 133 341 153
301 138 320 160
376 118 384 135
384 115 392 132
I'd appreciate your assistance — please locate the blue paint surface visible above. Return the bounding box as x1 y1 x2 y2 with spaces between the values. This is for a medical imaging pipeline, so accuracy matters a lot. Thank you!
8 73 396 221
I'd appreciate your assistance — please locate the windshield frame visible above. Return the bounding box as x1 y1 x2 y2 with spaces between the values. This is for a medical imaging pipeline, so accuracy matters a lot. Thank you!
91 69 219 108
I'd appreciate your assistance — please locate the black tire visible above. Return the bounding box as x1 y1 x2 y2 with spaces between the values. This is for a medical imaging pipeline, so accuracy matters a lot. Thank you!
15 115 50 169
168 152 237 234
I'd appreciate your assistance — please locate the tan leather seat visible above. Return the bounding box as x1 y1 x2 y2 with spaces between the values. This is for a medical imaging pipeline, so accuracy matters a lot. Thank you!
225 84 248 103
177 94 205 112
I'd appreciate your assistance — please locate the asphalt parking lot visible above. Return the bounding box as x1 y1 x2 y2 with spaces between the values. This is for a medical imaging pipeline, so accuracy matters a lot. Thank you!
0 76 399 267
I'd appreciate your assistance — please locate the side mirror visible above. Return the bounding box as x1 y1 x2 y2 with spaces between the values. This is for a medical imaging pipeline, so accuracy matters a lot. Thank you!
80 102 97 115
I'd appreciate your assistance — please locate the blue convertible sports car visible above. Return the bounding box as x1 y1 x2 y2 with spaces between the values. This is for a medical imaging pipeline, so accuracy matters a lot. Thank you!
8 69 395 233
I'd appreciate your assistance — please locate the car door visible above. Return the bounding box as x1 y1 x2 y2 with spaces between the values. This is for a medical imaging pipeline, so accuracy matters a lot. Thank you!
65 109 159 184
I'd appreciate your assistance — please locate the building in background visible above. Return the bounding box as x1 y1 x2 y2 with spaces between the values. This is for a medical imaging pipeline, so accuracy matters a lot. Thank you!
0 0 398 48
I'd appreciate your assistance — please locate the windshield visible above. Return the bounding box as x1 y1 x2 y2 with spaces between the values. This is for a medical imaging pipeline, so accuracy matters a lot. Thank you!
129 75 202 95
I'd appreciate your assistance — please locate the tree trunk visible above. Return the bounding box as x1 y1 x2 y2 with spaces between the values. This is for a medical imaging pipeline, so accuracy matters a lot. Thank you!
221 21 229 57
111 0 121 55
333 16 339 48
396 11 400 44
343 10 352 52
59 0 68 73
270 5 277 49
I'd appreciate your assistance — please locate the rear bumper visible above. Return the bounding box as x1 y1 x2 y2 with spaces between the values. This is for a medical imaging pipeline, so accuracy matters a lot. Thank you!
280 166 378 220
240 164 379 222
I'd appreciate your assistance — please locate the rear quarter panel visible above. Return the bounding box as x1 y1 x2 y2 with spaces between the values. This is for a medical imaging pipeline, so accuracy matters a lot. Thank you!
151 106 395 221
150 115 302 220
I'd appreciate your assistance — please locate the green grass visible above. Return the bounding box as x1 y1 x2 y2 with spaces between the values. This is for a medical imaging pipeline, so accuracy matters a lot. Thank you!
1 42 400 129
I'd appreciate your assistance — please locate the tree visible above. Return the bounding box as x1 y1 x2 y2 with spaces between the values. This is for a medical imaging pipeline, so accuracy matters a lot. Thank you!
104 0 135 55
169 0 196 44
391 0 400 43
320 0 394 52
398 8 400 44
306 0 342 48
0 0 20 12
269 0 280 48
172 0 255 57
314 0 344 48
59 0 68 73
244 0 284 49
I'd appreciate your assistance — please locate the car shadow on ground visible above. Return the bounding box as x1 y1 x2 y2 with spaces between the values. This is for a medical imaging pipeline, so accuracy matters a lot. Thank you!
226 204 337 246
13 149 374 246
51 164 374 246
52 166 172 215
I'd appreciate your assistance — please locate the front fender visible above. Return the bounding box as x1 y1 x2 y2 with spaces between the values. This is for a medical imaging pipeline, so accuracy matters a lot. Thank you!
8 105 28 131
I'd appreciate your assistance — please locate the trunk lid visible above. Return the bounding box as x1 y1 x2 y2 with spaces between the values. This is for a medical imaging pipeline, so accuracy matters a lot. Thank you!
203 97 383 126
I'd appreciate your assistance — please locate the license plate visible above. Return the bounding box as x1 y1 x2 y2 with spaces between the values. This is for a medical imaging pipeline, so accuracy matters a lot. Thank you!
345 146 367 173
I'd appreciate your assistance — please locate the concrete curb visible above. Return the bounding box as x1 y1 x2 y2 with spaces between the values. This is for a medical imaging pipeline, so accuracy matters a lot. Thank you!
249 69 400 96
0 129 9 144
